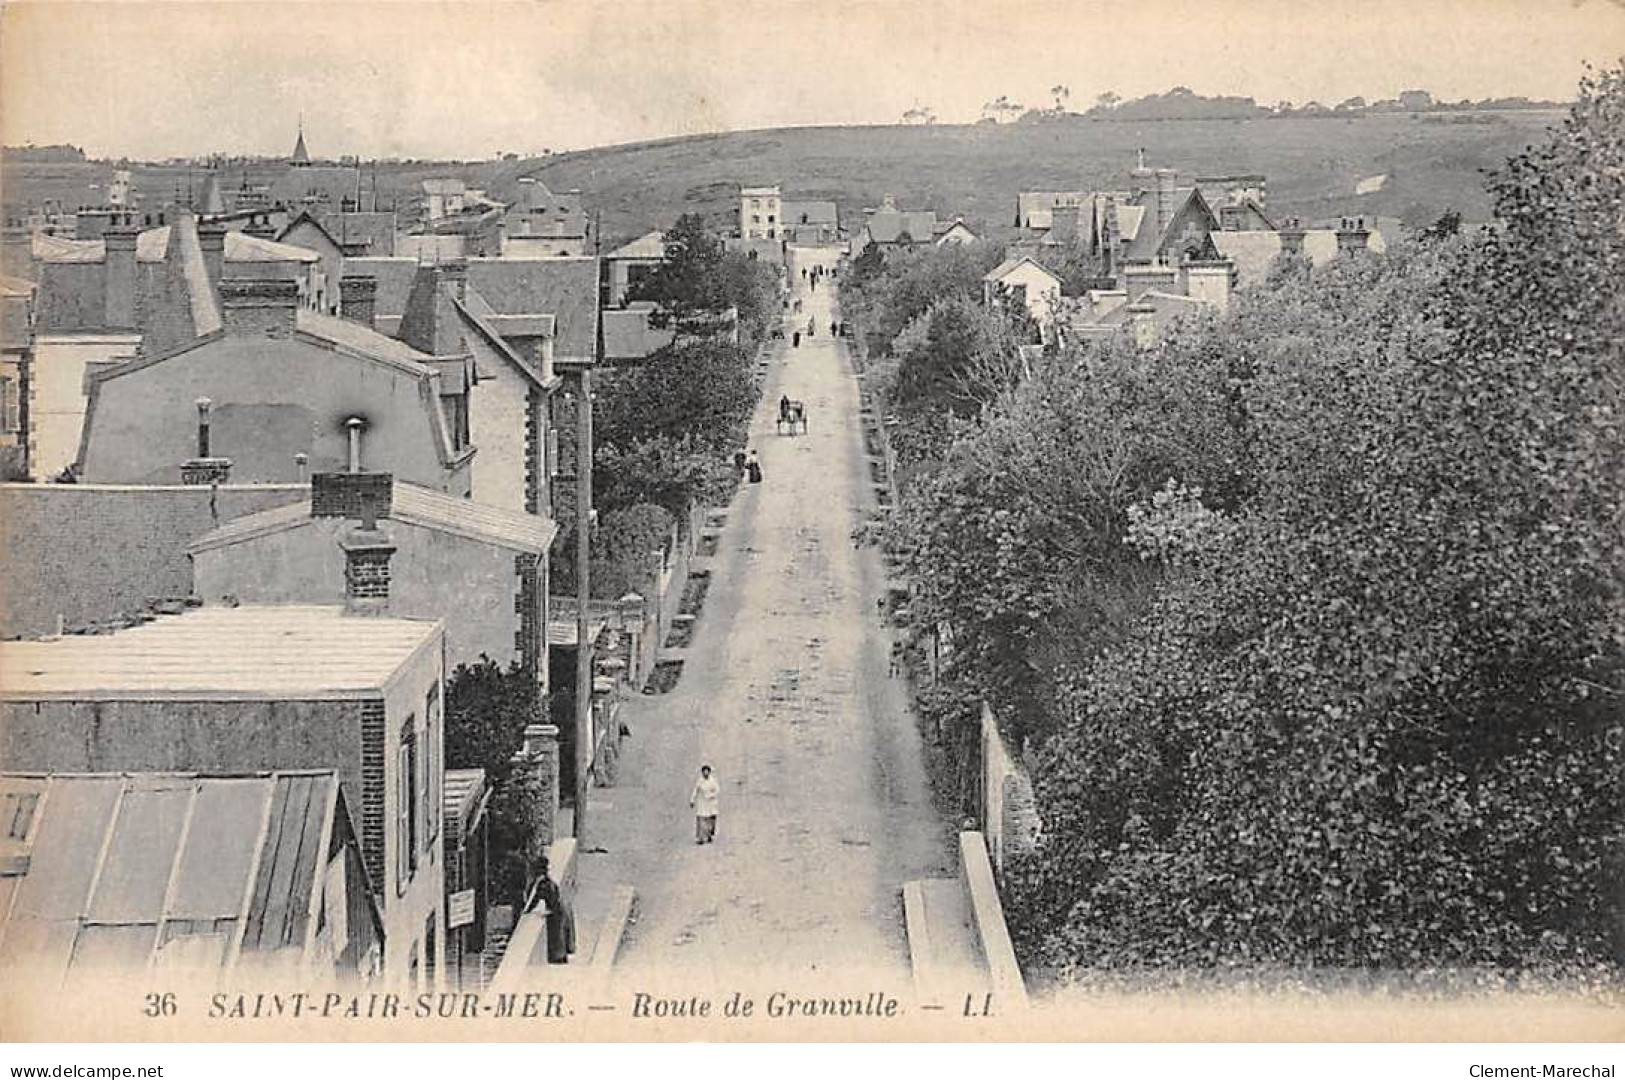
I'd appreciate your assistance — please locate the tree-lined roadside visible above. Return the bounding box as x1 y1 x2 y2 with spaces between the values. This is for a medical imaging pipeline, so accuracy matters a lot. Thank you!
858 67 1625 988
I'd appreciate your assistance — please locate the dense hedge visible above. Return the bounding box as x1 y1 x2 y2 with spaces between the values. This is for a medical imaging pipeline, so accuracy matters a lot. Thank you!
896 67 1625 984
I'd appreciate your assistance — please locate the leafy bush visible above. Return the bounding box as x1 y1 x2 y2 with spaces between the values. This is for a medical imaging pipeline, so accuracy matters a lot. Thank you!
1000 67 1625 984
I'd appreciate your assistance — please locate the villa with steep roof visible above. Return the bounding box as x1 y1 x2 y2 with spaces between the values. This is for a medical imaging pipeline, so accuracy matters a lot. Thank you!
76 276 473 491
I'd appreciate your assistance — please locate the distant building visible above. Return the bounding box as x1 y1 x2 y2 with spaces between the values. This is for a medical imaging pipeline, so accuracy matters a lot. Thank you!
0 602 449 984
780 199 838 244
502 178 590 258
0 770 383 985
934 219 980 246
982 255 1063 327
740 185 783 240
422 178 468 222
851 195 938 255
0 275 33 475
603 230 667 306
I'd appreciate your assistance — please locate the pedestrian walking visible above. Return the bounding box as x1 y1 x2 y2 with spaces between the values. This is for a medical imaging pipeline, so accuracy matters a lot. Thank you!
889 639 905 678
746 450 763 484
830 321 837 338
793 331 801 347
523 855 575 963
690 764 720 844
733 448 747 473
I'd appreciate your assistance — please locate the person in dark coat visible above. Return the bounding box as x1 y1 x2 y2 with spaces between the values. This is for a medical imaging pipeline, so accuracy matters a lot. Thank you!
793 331 801 347
746 449 763 484
524 855 575 963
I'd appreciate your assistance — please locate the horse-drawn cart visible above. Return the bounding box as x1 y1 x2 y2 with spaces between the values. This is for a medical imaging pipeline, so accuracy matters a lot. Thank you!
776 399 808 435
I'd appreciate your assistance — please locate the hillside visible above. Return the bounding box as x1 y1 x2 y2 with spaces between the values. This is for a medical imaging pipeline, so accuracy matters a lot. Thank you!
3 112 1563 249
510 111 1563 245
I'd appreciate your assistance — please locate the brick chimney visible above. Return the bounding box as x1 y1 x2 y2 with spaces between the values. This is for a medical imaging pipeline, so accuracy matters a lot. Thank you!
198 220 227 285
439 258 468 303
339 274 378 327
312 470 394 518
1279 216 1306 257
1335 216 1370 257
103 213 140 330
219 278 299 336
1154 168 1178 238
339 488 397 617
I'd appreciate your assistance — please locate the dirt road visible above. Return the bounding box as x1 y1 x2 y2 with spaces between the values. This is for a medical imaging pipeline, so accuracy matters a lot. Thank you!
583 248 954 987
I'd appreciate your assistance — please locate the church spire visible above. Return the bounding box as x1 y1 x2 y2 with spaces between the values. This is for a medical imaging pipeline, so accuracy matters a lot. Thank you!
291 114 310 166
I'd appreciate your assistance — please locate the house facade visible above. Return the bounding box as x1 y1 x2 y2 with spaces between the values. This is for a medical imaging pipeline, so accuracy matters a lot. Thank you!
77 278 473 492
740 186 783 240
190 472 558 688
0 603 448 983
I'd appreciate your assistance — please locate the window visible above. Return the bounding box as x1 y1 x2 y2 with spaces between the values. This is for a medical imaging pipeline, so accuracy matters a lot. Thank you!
0 377 15 435
397 720 417 894
767 215 775 223
2 791 39 841
425 686 441 850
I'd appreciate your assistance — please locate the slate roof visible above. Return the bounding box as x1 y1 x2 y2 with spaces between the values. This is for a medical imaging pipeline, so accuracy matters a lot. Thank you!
602 304 676 361
0 605 441 701
1210 230 1284 288
783 200 838 227
466 257 599 360
342 257 419 321
269 165 365 211
188 480 558 557
398 265 471 358
316 211 397 256
863 207 938 245
0 770 366 979
295 308 438 374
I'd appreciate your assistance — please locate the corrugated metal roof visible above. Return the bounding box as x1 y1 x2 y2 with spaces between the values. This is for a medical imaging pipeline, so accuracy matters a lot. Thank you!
0 771 348 979
0 605 440 700
188 481 558 556
443 768 487 837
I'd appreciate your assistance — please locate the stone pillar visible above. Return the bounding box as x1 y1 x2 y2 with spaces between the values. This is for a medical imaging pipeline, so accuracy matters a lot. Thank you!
510 723 559 848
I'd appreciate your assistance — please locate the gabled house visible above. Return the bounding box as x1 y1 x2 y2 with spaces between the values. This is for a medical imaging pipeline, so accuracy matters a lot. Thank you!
502 178 590 258
76 277 473 492
934 219 980 246
781 200 839 244
190 471 557 690
852 195 938 255
0 770 384 985
982 255 1062 328
603 230 667 306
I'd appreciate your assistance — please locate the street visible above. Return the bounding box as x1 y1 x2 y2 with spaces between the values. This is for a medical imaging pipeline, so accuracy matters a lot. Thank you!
581 248 956 986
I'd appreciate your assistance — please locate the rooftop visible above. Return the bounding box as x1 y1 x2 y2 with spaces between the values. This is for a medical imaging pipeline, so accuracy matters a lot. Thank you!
188 480 559 556
0 770 358 978
0 605 441 701
606 230 667 261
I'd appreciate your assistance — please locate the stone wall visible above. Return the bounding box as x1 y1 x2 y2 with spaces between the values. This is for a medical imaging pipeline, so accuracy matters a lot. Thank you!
980 701 1041 878
0 481 304 638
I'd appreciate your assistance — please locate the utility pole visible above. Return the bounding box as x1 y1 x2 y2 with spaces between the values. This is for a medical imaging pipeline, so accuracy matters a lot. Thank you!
573 365 593 843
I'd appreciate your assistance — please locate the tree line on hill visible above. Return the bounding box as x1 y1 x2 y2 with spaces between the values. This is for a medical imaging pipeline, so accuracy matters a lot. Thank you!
945 85 1566 125
867 65 1622 987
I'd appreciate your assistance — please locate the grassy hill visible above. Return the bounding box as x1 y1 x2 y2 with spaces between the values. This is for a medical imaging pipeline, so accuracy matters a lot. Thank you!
4 111 1563 249
515 111 1563 246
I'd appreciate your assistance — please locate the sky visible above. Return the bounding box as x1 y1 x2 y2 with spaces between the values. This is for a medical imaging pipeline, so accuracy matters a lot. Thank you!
2 0 1623 160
